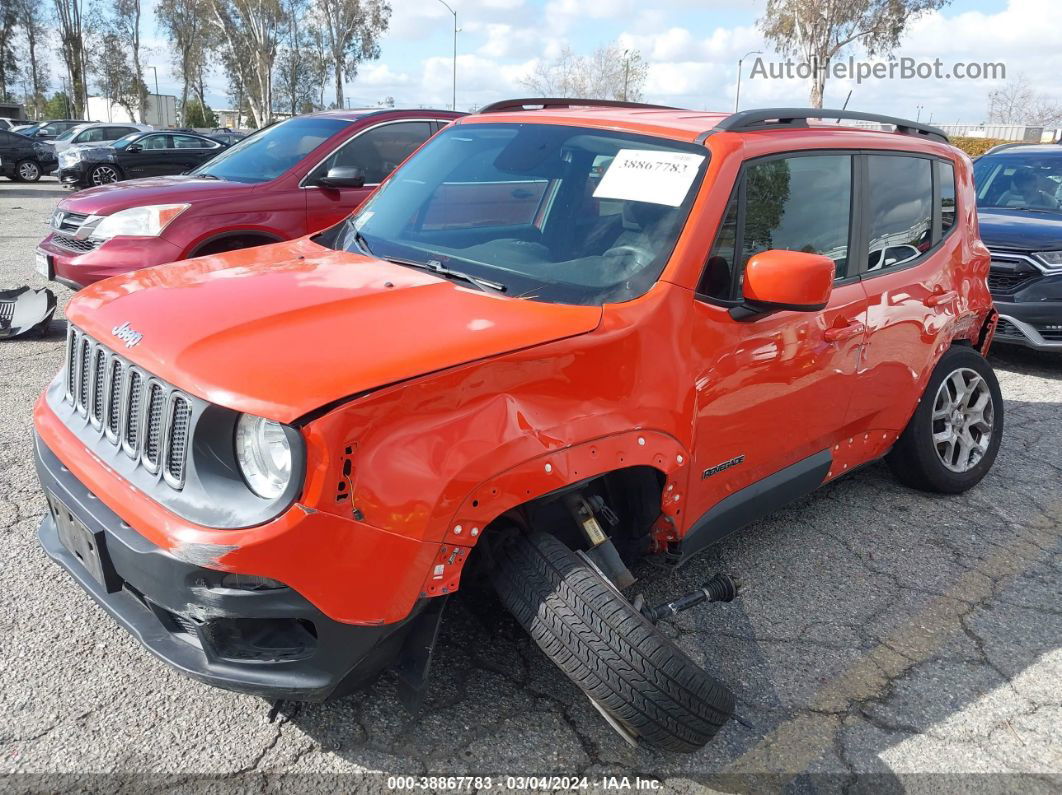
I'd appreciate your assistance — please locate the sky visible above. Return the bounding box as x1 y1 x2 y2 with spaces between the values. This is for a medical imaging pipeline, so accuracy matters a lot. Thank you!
129 0 1060 124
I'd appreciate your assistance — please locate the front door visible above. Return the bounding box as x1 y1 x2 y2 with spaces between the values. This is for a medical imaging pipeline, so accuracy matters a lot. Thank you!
686 152 868 547
120 133 175 178
304 120 437 234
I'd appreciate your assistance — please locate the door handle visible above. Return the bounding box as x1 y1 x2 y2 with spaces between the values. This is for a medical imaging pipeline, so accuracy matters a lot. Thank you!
924 290 957 307
823 322 865 343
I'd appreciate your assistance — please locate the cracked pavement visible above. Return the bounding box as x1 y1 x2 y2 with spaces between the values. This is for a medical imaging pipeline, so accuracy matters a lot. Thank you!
1 181 1060 791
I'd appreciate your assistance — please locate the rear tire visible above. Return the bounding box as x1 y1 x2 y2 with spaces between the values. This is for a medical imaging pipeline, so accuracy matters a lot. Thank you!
491 531 734 752
15 159 41 182
887 346 1003 494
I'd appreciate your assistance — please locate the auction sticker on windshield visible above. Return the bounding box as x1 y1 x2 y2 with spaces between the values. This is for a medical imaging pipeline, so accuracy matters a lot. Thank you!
593 149 705 207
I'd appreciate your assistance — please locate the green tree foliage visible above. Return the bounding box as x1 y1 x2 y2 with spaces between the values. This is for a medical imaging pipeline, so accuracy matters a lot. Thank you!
183 99 218 127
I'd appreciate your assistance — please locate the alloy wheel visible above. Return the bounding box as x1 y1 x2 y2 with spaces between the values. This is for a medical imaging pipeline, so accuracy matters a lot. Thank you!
18 161 40 181
931 367 995 472
91 166 119 186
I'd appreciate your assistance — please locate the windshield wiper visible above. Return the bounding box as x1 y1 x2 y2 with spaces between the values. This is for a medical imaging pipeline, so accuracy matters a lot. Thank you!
995 205 1061 214
351 229 374 256
390 256 507 293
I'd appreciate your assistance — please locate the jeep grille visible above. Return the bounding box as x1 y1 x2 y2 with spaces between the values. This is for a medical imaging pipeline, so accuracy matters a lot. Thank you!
64 325 193 488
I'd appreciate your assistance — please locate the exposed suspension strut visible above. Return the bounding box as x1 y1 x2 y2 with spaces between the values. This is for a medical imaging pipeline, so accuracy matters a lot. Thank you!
639 574 742 623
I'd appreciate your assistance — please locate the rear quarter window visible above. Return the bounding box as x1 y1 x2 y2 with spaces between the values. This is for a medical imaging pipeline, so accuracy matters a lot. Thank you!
865 155 933 272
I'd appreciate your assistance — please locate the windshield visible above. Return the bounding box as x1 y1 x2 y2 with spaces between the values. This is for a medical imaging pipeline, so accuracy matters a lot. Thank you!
190 116 351 183
334 123 708 305
111 133 142 150
974 151 1062 212
55 127 82 142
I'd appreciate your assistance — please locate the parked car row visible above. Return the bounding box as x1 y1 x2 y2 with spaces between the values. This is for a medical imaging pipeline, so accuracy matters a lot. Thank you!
29 100 1007 753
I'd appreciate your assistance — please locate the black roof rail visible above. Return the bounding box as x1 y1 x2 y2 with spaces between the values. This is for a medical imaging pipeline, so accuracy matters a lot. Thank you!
701 107 949 144
477 97 678 114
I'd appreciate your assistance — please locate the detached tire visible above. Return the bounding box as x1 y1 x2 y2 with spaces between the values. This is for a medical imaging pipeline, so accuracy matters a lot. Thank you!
492 532 734 752
887 346 1003 494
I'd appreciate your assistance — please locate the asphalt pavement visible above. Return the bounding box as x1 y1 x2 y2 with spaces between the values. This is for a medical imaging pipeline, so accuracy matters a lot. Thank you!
0 180 1059 792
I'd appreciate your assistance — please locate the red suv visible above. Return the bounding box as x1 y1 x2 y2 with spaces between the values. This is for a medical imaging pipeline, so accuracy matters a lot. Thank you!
34 109 461 289
33 101 1001 752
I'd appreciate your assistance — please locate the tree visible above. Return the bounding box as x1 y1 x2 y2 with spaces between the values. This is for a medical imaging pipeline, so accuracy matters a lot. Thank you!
157 0 218 121
0 0 19 101
315 0 389 109
15 0 51 118
210 0 285 127
103 0 148 121
522 43 647 101
90 29 147 119
183 98 218 127
987 76 1062 128
760 0 950 108
54 0 91 116
44 91 73 118
274 0 317 115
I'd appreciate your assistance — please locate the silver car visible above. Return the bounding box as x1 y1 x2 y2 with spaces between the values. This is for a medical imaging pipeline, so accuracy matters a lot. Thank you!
51 122 153 154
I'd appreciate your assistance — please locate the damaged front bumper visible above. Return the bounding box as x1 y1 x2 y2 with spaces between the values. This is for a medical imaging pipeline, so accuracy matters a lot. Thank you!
34 433 424 701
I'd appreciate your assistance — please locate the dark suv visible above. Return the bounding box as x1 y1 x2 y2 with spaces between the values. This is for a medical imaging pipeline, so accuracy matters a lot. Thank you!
0 129 58 182
974 144 1062 351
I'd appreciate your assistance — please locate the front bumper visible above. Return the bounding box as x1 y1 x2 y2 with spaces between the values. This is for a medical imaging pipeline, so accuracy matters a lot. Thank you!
994 306 1062 350
34 433 424 701
37 232 185 289
58 163 92 187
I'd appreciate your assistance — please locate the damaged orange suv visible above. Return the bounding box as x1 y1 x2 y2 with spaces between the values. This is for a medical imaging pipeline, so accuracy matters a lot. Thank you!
34 100 1001 752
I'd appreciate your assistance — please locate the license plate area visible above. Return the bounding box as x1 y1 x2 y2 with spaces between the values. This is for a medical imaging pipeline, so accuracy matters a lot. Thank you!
47 493 121 592
35 249 52 279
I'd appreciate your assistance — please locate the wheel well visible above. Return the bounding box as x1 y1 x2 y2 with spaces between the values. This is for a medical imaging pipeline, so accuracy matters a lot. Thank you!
191 233 282 257
484 466 666 564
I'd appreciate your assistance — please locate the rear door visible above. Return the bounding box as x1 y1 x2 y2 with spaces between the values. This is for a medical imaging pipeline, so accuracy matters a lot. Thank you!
686 152 869 549
304 119 436 232
851 153 960 432
171 134 224 172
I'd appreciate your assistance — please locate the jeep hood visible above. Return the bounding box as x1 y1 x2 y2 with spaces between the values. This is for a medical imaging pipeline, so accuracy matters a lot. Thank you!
66 237 602 422
60 175 250 216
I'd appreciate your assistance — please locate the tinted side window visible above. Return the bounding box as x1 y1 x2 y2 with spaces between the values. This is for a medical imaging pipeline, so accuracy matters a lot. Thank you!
0 131 17 146
939 160 956 233
866 155 932 272
173 135 212 149
139 134 172 150
77 127 107 143
314 121 434 184
106 127 136 139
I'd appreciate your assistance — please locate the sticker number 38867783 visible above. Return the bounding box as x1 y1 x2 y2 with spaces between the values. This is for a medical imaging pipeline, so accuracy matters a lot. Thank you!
592 149 706 207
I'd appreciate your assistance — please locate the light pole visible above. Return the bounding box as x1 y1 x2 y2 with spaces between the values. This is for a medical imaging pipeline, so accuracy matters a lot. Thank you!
622 49 631 101
734 50 762 112
435 0 458 111
147 65 160 125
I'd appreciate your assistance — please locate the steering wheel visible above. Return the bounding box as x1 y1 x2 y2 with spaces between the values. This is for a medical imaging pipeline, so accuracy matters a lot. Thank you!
601 244 654 280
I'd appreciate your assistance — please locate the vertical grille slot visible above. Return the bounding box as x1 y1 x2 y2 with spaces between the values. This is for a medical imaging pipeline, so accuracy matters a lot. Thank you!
77 337 92 412
142 383 166 471
66 328 79 399
107 358 124 438
124 370 144 455
91 348 107 425
165 396 192 487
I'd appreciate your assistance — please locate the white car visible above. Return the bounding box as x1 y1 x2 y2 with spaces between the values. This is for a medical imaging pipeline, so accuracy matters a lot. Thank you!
51 122 153 154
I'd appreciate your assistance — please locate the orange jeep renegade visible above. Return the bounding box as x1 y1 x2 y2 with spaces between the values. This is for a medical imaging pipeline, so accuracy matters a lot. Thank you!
34 100 1001 752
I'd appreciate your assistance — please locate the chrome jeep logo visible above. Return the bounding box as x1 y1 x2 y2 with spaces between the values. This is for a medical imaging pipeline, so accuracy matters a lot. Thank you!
111 322 143 348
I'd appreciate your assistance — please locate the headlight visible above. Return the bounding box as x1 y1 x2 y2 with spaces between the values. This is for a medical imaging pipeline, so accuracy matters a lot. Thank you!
235 414 293 499
89 204 189 241
1034 251 1062 270
59 149 81 166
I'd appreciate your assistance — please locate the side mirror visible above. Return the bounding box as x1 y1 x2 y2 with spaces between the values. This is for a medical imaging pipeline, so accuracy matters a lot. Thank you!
734 249 834 318
317 166 365 189
126 143 142 153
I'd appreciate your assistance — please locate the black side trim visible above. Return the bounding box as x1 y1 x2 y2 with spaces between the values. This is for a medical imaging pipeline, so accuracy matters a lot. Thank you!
675 449 832 562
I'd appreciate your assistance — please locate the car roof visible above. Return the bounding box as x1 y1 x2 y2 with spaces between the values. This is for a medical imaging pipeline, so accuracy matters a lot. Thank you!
982 144 1062 156
454 102 951 149
302 108 461 122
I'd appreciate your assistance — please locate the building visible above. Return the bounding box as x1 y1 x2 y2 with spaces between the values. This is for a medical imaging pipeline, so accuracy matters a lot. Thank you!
86 94 179 128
